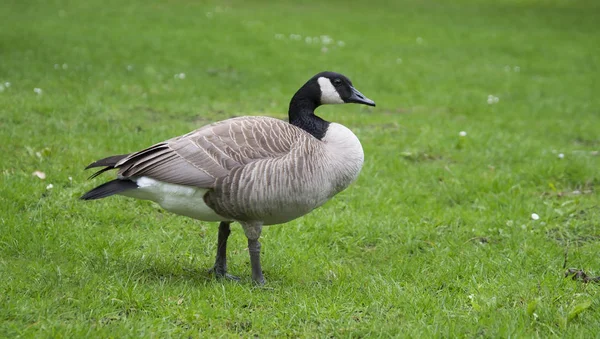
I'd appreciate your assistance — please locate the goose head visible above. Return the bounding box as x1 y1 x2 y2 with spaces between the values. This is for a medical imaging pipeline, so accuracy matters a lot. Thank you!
288 71 375 139
290 71 376 109
314 71 376 107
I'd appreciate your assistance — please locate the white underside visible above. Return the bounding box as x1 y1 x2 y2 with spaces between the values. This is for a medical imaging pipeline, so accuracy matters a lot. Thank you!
120 176 227 222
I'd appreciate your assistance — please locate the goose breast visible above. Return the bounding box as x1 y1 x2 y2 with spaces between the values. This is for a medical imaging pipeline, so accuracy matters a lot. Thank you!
205 122 364 225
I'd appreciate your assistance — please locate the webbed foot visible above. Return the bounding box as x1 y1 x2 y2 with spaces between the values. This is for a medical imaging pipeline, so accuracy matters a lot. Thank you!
208 266 241 281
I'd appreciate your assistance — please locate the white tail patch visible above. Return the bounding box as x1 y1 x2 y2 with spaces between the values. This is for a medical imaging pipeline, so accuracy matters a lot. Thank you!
122 176 228 222
318 77 344 104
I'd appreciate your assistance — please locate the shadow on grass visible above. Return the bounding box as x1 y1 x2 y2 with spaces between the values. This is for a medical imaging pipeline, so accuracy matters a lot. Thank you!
118 256 276 287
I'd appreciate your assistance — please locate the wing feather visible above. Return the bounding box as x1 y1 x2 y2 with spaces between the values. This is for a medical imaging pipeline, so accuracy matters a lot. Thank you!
106 116 307 188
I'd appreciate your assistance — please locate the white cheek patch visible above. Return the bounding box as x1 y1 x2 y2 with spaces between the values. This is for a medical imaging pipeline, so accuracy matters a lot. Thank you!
317 77 344 104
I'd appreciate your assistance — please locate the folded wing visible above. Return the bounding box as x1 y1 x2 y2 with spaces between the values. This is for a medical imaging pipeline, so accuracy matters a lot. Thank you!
111 116 301 188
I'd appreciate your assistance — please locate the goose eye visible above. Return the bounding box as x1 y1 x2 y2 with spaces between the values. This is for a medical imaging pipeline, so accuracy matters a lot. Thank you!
333 78 342 86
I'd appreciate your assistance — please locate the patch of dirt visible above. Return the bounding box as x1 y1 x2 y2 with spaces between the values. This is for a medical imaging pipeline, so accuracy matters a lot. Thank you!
542 180 595 198
466 236 489 244
565 268 600 283
573 137 600 147
546 206 600 245
400 151 444 162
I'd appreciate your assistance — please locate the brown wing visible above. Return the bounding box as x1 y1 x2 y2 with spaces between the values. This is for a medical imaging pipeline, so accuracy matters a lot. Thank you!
113 116 303 188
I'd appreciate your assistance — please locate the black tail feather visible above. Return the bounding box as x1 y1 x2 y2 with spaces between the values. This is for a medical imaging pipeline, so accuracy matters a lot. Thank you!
85 154 130 170
80 179 138 200
88 167 115 180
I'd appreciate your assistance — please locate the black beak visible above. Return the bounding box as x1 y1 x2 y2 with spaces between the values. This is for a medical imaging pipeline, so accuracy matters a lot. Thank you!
347 86 376 107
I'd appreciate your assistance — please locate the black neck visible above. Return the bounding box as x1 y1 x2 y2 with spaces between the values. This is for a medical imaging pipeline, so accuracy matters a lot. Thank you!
288 94 330 140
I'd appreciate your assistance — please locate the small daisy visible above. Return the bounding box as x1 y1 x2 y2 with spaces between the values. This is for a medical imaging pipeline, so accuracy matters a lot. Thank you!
34 88 43 95
487 95 499 104
320 35 333 45
459 131 467 137
531 213 540 220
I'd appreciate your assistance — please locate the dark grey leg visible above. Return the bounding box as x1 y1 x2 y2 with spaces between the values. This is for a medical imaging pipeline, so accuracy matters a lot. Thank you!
242 222 265 284
209 221 240 281
248 238 264 284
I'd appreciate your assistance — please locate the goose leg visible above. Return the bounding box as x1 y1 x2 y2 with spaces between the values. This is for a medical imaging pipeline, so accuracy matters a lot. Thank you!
209 221 240 281
242 222 265 285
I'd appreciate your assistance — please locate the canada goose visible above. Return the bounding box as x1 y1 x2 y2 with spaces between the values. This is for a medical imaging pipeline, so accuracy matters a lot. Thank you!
81 71 375 284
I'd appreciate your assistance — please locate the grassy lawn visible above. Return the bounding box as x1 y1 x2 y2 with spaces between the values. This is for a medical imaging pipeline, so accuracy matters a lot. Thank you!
1 0 600 337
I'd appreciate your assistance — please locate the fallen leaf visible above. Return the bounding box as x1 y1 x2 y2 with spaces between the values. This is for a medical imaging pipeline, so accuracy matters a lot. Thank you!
32 170 46 179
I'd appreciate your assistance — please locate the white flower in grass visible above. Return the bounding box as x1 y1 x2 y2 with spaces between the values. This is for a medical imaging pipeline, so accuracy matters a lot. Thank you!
46 184 54 190
459 131 467 137
126 65 133 71
62 63 68 70
531 213 540 220
174 73 185 80
34 88 43 95
320 35 333 45
558 153 564 159
487 95 499 104
4 82 10 87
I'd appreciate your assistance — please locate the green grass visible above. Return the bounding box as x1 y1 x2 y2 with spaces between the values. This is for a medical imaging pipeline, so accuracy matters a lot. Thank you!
1 0 600 337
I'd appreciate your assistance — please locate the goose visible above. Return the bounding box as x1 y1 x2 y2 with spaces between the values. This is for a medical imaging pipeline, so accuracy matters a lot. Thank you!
81 71 375 284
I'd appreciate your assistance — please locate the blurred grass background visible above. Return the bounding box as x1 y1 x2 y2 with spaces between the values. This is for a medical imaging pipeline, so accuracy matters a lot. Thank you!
1 0 600 337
